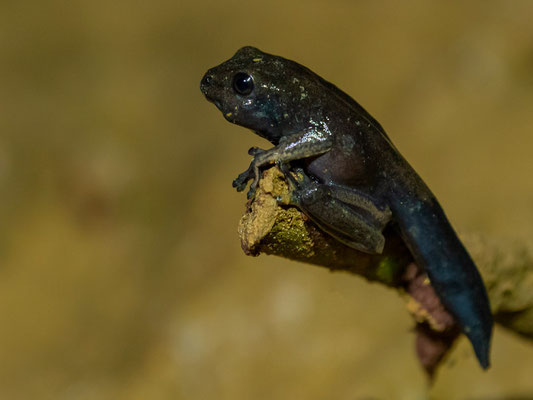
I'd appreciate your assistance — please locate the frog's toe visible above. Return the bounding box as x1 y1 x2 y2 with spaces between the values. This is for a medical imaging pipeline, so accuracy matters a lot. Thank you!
233 169 254 191
246 187 255 199
248 147 266 156
232 176 250 192
246 182 258 199
233 180 248 192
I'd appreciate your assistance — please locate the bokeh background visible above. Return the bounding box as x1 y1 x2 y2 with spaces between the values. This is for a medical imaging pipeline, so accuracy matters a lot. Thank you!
1 1 533 399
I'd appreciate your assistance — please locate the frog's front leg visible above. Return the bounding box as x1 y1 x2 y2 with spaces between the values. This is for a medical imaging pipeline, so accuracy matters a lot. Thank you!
233 128 333 199
280 164 392 254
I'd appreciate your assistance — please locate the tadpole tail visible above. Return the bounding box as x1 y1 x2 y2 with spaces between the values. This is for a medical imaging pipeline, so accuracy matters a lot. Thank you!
389 191 493 369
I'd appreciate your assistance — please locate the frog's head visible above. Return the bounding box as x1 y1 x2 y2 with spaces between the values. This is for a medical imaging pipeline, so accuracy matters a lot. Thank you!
201 46 320 144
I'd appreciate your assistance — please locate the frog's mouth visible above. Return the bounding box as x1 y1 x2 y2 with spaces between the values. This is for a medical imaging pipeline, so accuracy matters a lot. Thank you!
200 85 224 112
201 89 224 112
213 99 223 111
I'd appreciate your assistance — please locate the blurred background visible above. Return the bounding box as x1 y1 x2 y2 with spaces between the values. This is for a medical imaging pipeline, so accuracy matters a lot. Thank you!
1 0 533 399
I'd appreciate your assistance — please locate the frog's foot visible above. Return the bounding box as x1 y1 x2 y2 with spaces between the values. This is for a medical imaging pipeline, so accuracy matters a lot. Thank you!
276 163 308 205
232 164 254 192
278 162 292 180
233 149 266 194
233 161 261 199
278 163 313 192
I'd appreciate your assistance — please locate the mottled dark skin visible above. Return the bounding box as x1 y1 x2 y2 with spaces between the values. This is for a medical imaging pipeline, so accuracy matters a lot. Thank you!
200 46 493 369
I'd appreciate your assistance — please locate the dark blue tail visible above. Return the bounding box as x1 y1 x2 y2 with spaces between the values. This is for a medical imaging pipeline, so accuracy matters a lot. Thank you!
390 192 493 368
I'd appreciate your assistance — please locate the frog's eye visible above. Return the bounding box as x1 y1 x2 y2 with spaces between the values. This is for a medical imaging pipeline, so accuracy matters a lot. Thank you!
232 73 254 95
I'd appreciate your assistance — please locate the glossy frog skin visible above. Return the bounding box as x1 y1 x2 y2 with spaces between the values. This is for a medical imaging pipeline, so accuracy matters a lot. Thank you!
200 46 493 369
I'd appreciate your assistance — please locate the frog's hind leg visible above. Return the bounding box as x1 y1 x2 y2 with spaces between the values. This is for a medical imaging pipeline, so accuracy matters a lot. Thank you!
280 164 391 254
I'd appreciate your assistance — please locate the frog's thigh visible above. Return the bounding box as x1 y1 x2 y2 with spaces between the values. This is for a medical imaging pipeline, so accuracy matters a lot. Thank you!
326 185 392 227
297 187 387 254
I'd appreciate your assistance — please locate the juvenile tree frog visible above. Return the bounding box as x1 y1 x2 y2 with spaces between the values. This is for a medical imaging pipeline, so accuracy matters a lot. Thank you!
200 46 493 369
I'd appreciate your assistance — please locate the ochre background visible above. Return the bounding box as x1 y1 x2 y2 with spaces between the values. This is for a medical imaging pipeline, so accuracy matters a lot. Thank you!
1 1 533 399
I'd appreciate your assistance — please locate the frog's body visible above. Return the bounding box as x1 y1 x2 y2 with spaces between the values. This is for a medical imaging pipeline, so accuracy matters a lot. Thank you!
200 46 493 368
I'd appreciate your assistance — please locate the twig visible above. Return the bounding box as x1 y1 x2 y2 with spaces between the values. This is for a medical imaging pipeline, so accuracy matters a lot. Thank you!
238 166 533 374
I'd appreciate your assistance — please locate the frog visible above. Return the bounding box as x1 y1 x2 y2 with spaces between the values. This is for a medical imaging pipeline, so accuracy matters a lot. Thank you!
200 46 493 369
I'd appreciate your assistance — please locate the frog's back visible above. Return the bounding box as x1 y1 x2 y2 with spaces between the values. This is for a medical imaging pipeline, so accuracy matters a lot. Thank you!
312 74 391 143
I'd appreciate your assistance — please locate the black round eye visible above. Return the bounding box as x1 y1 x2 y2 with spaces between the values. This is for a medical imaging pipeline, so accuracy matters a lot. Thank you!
232 73 254 95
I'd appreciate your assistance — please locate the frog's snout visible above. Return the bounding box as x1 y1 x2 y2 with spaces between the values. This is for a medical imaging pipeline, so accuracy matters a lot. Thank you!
201 73 213 89
200 73 214 96
201 72 225 111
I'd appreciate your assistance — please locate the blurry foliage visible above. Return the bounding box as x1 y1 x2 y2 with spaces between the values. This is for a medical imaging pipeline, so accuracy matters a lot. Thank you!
1 1 533 399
